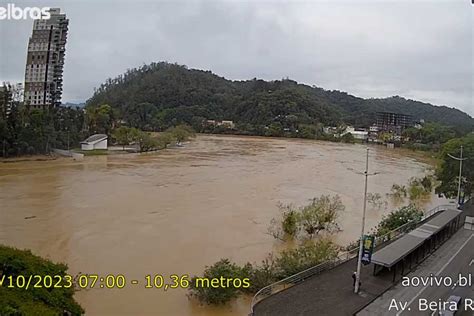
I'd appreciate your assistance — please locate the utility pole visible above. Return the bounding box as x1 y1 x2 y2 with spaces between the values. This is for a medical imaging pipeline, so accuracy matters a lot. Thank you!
355 148 377 294
448 146 467 208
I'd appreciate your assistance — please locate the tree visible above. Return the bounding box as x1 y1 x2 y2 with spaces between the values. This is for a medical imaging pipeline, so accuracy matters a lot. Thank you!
156 132 174 149
298 195 343 238
133 130 159 152
268 204 299 240
113 126 135 150
86 104 114 135
269 195 344 241
373 204 423 237
407 177 431 201
166 124 195 144
124 102 157 130
403 123 456 147
367 193 386 209
0 103 87 157
435 134 474 199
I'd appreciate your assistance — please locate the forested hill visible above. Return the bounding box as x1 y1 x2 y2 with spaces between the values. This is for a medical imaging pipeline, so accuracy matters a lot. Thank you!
86 62 473 133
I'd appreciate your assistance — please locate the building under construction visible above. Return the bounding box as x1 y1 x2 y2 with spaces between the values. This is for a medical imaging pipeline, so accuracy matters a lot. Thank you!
24 8 68 108
375 112 413 135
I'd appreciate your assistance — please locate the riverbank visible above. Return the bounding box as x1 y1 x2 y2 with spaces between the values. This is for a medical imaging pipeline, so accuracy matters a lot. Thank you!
1 130 440 164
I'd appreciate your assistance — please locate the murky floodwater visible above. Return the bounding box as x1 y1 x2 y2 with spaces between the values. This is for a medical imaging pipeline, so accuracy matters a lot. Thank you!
0 135 449 316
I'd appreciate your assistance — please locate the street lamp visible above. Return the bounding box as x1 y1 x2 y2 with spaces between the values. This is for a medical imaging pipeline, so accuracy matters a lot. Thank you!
354 148 377 294
448 146 467 208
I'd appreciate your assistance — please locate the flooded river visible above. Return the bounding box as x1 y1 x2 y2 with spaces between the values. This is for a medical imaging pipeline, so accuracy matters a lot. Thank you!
0 135 448 315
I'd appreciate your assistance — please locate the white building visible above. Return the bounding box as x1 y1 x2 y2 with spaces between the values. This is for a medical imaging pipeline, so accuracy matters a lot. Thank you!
81 134 108 151
343 126 368 140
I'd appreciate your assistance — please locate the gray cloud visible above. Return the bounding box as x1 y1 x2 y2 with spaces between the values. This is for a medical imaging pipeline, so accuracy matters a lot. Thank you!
1 0 472 115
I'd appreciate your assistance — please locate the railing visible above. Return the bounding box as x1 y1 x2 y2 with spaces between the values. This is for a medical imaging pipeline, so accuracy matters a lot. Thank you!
249 204 456 314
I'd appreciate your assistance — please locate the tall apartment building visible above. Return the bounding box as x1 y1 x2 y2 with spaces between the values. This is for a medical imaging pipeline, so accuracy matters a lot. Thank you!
24 8 68 108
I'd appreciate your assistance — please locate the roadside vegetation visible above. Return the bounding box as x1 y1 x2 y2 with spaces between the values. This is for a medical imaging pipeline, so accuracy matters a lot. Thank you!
0 245 83 315
372 204 423 237
344 203 423 253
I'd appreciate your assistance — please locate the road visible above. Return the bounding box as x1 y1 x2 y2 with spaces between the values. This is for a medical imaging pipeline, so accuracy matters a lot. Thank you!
401 233 474 316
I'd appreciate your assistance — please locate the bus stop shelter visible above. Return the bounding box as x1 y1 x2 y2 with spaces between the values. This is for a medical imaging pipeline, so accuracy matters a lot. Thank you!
371 209 462 281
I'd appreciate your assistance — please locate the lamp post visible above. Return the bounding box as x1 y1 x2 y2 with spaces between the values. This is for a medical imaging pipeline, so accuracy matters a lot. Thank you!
448 146 467 208
354 148 377 294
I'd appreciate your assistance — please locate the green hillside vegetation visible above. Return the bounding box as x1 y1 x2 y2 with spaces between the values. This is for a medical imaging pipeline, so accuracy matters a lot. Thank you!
86 62 473 135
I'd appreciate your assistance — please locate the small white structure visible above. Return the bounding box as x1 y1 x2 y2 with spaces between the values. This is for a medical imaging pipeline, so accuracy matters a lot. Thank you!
343 126 368 140
219 120 235 128
369 125 379 132
81 134 108 151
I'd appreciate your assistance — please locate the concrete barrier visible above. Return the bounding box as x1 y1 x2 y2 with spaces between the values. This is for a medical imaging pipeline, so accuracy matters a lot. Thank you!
52 148 84 160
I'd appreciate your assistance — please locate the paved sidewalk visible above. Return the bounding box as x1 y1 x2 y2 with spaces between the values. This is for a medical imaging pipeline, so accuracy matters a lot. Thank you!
253 255 393 316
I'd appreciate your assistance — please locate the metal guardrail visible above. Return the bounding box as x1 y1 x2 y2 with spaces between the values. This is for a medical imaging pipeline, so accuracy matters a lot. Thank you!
249 204 455 314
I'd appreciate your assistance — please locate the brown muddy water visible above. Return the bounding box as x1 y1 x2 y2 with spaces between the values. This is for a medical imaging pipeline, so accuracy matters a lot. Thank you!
0 135 450 316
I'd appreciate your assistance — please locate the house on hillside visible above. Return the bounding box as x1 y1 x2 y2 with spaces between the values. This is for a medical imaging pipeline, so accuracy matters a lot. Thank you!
81 134 108 151
205 119 235 129
220 120 235 128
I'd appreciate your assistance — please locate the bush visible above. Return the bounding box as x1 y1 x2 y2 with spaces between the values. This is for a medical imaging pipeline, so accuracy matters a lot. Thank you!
240 259 277 294
0 245 84 315
189 259 248 305
408 177 432 201
389 184 407 199
282 209 299 236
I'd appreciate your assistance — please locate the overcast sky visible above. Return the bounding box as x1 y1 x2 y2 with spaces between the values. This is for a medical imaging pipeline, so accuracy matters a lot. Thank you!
1 0 472 115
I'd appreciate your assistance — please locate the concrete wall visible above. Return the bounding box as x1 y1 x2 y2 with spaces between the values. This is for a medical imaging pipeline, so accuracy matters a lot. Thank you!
81 143 93 150
93 139 107 150
81 139 107 151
